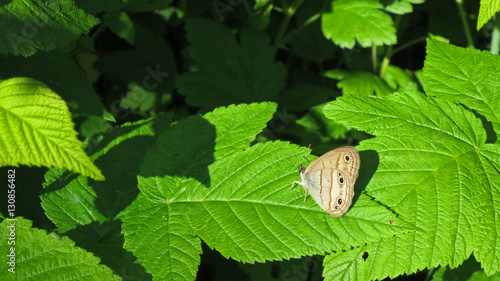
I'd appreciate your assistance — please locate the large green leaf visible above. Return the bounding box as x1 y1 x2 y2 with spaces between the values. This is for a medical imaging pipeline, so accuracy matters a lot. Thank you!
0 0 99 57
0 77 104 180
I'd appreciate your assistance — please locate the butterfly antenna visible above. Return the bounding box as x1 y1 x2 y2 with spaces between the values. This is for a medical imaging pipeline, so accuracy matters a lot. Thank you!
284 153 301 166
302 144 312 164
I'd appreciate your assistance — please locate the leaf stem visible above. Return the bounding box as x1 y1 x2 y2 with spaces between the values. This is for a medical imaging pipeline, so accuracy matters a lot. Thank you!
372 45 378 74
424 267 437 281
456 0 475 48
391 36 428 57
379 15 401 78
90 23 108 42
274 0 304 48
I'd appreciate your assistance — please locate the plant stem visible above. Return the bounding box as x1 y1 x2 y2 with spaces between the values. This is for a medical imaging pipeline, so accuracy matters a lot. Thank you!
380 56 390 79
491 16 500 54
90 23 108 42
274 0 304 48
391 36 427 57
456 0 474 48
424 267 437 281
379 15 400 78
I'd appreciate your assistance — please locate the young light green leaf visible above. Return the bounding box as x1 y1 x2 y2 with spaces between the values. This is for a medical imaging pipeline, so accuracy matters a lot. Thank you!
324 89 500 279
384 0 424 15
176 18 287 110
0 218 119 280
0 77 104 180
0 0 99 57
423 38 500 140
477 0 500 30
321 0 397 49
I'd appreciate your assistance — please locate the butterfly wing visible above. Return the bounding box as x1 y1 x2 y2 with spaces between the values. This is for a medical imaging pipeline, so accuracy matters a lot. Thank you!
303 168 355 217
304 146 360 180
301 146 360 217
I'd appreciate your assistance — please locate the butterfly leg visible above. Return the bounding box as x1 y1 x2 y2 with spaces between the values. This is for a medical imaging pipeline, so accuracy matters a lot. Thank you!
303 188 308 203
289 181 301 189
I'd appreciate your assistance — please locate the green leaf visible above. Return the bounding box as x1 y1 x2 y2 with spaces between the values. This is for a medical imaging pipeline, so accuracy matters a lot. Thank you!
0 0 100 57
423 38 500 142
382 0 424 15
383 65 418 91
325 70 393 96
323 88 500 279
247 0 273 30
120 82 160 116
322 0 397 49
430 256 500 281
119 194 202 281
176 18 287 110
103 11 135 44
0 217 119 280
279 84 337 112
323 246 367 280
477 0 500 30
295 103 350 142
0 77 104 180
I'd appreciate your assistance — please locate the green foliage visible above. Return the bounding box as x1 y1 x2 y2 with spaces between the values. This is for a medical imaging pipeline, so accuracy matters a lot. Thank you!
1 0 500 281
0 0 99 57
